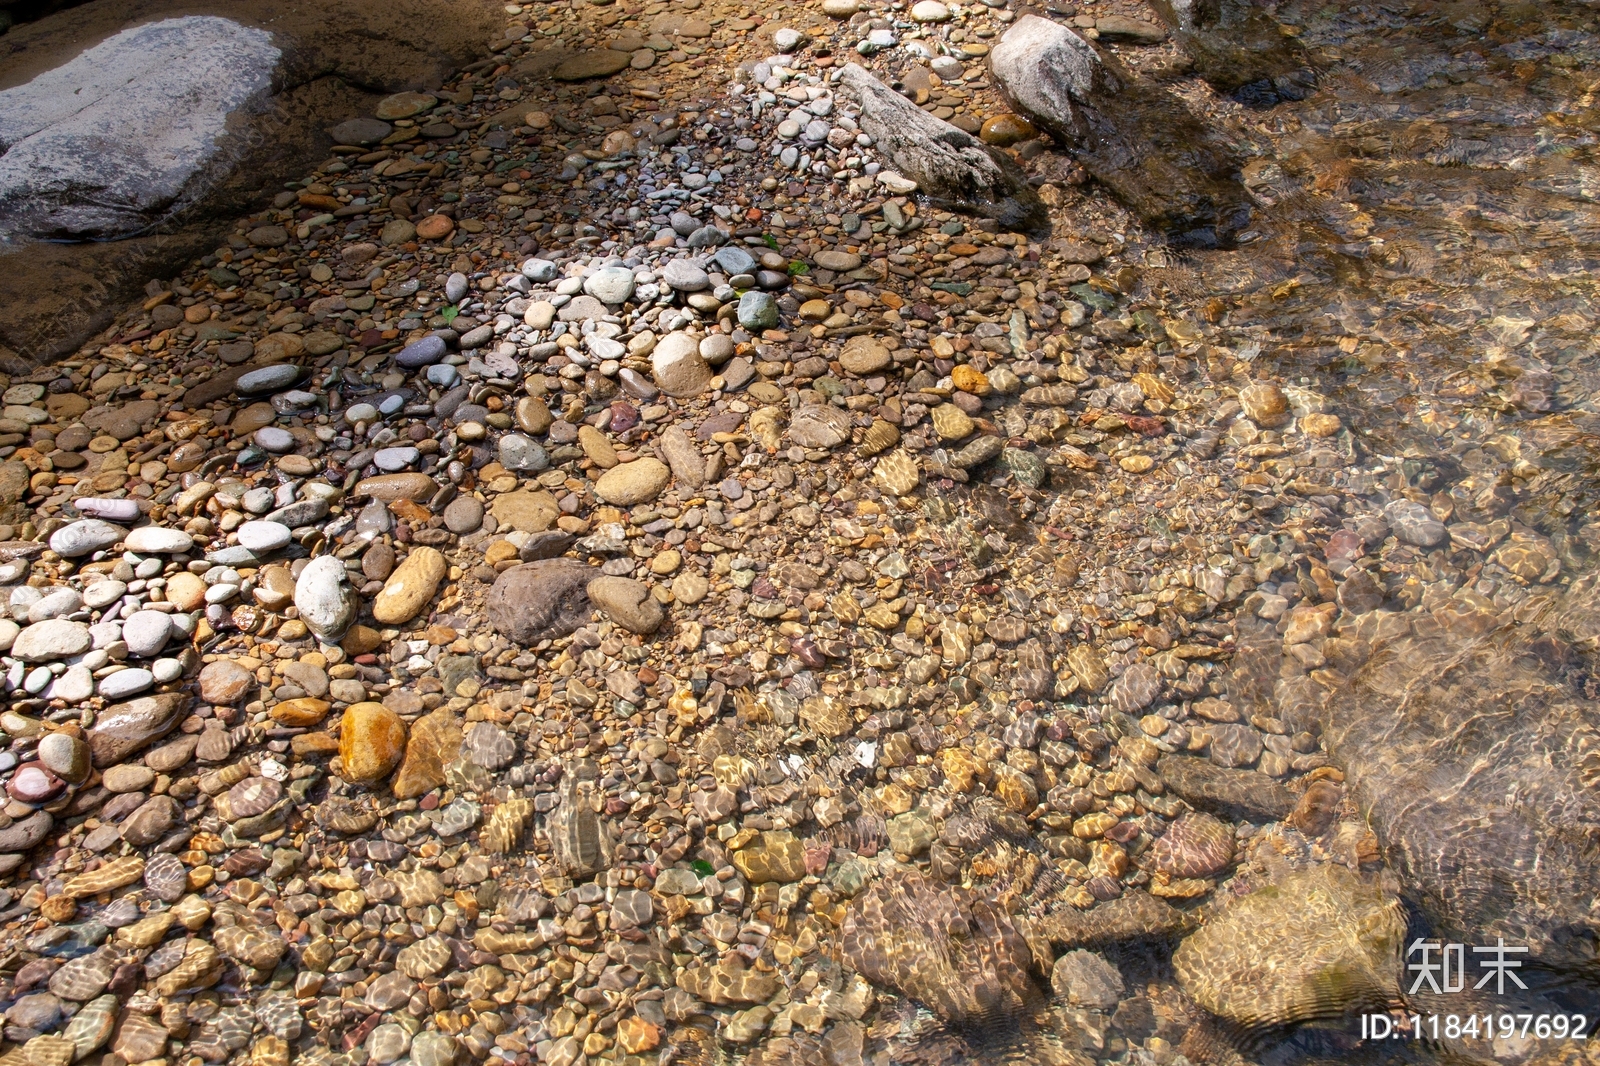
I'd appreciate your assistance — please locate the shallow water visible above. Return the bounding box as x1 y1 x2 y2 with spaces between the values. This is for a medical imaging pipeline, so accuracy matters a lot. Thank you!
931 0 1600 1060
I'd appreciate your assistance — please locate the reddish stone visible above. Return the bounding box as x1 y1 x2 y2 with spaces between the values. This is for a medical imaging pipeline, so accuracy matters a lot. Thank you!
7 762 63 803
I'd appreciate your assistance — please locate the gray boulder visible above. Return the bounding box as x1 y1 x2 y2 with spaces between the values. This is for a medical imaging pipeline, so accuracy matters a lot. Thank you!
837 64 1047 234
0 0 499 366
0 17 280 241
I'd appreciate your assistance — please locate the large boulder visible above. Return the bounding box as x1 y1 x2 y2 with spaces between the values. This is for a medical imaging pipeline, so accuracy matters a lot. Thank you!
989 15 1250 246
1146 0 1314 104
1292 571 1600 975
0 17 280 241
1173 865 1406 1029
0 0 499 365
837 64 1048 234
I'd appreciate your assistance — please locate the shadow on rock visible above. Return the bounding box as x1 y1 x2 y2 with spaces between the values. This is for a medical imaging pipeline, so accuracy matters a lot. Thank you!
989 15 1252 247
0 0 500 365
838 63 1050 236
1147 0 1316 106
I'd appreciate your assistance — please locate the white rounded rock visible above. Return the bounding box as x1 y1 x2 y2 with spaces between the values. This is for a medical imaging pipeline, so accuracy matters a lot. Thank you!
83 580 127 610
75 498 142 522
911 0 952 20
236 520 292 554
46 664 95 703
295 555 356 643
255 426 296 453
121 610 174 658
99 668 155 700
11 618 91 662
27 588 83 623
124 526 195 554
49 519 126 558
650 331 713 398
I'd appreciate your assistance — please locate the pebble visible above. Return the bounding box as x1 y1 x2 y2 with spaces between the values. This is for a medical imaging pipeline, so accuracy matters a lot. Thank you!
583 266 636 304
586 576 665 634
99 668 155 699
12 619 91 662
662 259 710 291
74 498 140 522
650 332 713 397
737 290 778 330
235 365 302 395
36 733 89 781
372 546 446 624
122 526 192 554
49 520 125 558
236 520 292 553
396 335 447 369
338 702 407 784
254 427 296 453
294 556 356 642
443 496 484 533
594 458 671 505
121 611 173 658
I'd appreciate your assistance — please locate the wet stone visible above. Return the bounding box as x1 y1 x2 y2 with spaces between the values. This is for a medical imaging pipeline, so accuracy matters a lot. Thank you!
843 873 1036 1025
1051 950 1124 1008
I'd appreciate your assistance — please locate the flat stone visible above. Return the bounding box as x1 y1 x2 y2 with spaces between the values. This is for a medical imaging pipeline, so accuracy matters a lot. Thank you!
392 707 462 799
12 619 91 662
731 830 806 883
372 546 446 625
0 17 280 241
814 250 862 272
355 473 437 502
839 335 891 375
586 576 664 634
235 364 302 395
75 498 140 522
584 266 636 304
662 259 710 291
236 520 291 553
789 405 851 448
1051 950 1125 1007
87 694 188 767
554 50 633 80
327 117 392 145
0 809 51 851
490 489 559 533
487 560 594 645
395 335 447 369
49 520 125 558
123 526 192 554
375 91 437 120
443 496 484 534
1095 14 1167 41
594 458 671 505
100 668 154 700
